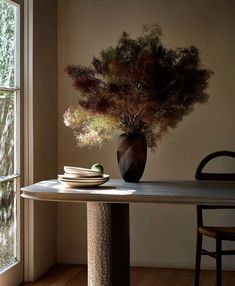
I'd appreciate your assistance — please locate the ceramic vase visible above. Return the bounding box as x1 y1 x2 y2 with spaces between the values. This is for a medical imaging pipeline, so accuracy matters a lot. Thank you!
117 133 147 183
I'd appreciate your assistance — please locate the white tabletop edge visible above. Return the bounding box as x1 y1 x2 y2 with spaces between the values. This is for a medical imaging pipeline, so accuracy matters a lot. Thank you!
20 179 235 204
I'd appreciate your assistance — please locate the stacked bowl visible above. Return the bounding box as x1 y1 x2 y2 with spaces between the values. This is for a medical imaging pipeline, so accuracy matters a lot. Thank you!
58 166 109 187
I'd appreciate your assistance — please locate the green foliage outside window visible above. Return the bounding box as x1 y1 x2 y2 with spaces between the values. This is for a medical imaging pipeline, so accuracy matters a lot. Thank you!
0 0 16 270
0 0 15 176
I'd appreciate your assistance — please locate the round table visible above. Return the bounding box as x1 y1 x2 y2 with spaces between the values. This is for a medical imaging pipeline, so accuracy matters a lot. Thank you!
21 179 235 286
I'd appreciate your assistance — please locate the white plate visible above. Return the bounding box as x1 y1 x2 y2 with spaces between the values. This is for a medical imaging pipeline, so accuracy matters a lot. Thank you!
58 177 109 188
58 174 109 181
64 166 102 177
64 172 102 178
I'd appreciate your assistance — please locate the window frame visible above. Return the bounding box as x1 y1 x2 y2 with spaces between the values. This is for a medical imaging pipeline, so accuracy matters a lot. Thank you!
0 0 24 284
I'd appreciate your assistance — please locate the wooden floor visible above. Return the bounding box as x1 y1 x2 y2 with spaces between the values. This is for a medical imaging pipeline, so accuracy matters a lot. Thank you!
20 264 235 286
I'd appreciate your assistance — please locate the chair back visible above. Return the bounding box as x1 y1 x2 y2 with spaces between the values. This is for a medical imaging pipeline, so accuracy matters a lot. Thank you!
195 151 235 181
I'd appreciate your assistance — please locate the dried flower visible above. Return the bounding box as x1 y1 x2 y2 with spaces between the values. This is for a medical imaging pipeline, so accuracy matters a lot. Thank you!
63 107 119 147
64 24 213 150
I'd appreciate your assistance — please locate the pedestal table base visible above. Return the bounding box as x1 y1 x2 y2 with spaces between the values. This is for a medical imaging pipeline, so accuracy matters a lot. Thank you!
87 202 130 286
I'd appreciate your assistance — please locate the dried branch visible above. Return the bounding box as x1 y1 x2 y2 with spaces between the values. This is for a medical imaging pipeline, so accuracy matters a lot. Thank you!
65 24 213 150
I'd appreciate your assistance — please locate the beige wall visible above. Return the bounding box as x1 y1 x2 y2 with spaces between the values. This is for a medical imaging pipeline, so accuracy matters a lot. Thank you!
32 0 58 279
57 0 235 268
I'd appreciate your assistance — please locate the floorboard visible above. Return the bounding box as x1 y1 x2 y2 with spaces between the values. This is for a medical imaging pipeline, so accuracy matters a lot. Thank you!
20 264 235 286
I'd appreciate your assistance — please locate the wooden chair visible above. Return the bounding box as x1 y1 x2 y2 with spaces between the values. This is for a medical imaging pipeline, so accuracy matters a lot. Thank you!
194 151 235 286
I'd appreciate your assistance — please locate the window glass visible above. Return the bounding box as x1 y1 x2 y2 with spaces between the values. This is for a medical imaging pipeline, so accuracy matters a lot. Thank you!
0 0 19 271
0 0 16 87
0 91 14 176
0 180 16 269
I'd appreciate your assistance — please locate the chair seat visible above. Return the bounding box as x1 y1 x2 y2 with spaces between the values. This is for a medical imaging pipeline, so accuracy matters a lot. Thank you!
199 226 235 240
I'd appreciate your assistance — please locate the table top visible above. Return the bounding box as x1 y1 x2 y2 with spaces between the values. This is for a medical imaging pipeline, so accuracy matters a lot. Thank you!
20 179 235 204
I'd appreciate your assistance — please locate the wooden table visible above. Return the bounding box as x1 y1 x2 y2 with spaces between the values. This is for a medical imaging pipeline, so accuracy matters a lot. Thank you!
21 179 235 286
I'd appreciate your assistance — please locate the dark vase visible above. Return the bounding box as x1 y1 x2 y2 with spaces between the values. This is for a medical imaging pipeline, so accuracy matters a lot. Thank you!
117 133 147 183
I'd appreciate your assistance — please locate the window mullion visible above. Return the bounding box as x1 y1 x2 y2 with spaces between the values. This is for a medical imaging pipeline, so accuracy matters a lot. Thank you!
0 174 20 183
0 87 20 92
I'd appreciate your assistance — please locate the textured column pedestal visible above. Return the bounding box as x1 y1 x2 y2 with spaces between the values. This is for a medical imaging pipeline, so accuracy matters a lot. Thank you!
87 202 112 286
87 202 130 286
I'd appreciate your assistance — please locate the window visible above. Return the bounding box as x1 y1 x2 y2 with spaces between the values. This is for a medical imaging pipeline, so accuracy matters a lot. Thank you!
0 0 21 272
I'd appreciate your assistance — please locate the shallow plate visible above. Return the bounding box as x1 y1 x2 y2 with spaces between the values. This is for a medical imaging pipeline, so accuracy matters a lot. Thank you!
58 174 109 181
64 166 102 177
58 176 109 188
64 172 102 178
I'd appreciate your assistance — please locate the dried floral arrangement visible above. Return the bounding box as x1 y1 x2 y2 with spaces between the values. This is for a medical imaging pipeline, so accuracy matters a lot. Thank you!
64 24 213 150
